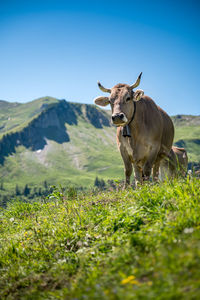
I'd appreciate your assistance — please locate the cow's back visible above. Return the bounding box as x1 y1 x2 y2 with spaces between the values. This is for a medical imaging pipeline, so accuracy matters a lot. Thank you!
133 96 164 143
157 106 174 157
133 96 174 152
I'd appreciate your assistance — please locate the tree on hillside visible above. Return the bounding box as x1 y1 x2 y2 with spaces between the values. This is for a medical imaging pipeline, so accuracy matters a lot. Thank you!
94 177 106 189
23 184 30 196
44 180 48 190
2 195 8 207
15 184 21 196
38 187 42 196
0 181 4 190
94 176 99 187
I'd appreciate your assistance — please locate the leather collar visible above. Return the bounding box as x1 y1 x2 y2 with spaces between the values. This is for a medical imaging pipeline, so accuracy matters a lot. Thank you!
122 101 136 137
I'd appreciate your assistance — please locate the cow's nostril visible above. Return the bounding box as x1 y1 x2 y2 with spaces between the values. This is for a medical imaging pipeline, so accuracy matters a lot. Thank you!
112 114 124 122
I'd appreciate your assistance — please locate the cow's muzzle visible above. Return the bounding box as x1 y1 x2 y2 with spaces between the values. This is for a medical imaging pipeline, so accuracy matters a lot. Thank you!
111 113 127 125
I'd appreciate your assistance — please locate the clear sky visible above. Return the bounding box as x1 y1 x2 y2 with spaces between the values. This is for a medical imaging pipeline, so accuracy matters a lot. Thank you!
0 0 199 115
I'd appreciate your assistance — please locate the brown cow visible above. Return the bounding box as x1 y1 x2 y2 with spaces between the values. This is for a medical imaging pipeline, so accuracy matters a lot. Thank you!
94 73 174 187
160 146 188 179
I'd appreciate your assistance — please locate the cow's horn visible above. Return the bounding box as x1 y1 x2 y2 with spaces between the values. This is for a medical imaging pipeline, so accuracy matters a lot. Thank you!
130 72 142 89
97 81 111 93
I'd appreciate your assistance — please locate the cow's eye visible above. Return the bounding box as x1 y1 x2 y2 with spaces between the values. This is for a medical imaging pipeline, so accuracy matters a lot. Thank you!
110 98 114 104
126 97 131 102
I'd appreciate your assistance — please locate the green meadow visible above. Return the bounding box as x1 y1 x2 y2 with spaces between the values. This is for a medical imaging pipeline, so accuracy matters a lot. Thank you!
0 177 200 299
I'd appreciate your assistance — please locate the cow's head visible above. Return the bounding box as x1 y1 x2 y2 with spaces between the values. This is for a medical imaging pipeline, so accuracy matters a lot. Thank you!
94 73 144 126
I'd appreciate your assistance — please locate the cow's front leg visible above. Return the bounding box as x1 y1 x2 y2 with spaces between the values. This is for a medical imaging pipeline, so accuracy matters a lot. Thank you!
119 148 133 188
143 161 152 181
124 162 133 188
134 164 143 188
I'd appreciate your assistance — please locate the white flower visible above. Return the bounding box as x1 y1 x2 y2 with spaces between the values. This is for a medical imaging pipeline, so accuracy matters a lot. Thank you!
183 228 193 234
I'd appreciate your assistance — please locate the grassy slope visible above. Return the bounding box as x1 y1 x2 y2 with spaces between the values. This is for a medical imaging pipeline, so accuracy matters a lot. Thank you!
0 119 123 191
0 177 200 299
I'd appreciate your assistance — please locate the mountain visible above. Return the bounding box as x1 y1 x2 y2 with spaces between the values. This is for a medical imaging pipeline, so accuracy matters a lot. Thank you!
0 97 199 192
0 97 123 192
0 98 110 164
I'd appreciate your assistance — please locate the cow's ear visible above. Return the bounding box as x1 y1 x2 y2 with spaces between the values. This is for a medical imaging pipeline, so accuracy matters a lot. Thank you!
133 89 144 101
94 96 110 106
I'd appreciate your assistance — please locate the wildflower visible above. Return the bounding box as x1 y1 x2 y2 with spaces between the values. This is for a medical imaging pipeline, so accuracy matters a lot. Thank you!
121 275 140 285
183 227 193 234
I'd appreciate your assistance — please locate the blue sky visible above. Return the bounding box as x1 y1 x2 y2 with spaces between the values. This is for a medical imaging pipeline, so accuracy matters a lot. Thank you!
0 0 199 115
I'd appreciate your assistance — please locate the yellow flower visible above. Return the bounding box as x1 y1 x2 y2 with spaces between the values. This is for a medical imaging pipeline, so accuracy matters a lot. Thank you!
121 275 140 285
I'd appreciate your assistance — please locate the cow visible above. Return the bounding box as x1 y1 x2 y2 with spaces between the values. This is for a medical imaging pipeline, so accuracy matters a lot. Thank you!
94 73 174 187
160 146 188 179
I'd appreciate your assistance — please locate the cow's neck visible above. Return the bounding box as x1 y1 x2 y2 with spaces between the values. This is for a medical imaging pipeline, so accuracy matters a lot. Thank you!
122 101 136 137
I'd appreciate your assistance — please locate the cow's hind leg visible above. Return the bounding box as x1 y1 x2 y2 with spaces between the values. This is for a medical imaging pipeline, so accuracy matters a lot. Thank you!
124 162 133 187
153 156 163 181
143 148 159 182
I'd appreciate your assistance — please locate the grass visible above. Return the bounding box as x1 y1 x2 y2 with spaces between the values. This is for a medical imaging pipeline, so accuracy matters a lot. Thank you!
0 177 200 299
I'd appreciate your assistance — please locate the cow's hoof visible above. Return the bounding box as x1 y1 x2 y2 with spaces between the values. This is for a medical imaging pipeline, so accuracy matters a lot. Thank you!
135 180 143 189
123 183 131 190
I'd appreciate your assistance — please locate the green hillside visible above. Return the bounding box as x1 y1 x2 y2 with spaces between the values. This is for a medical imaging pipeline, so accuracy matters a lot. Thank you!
0 178 200 299
0 98 123 193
